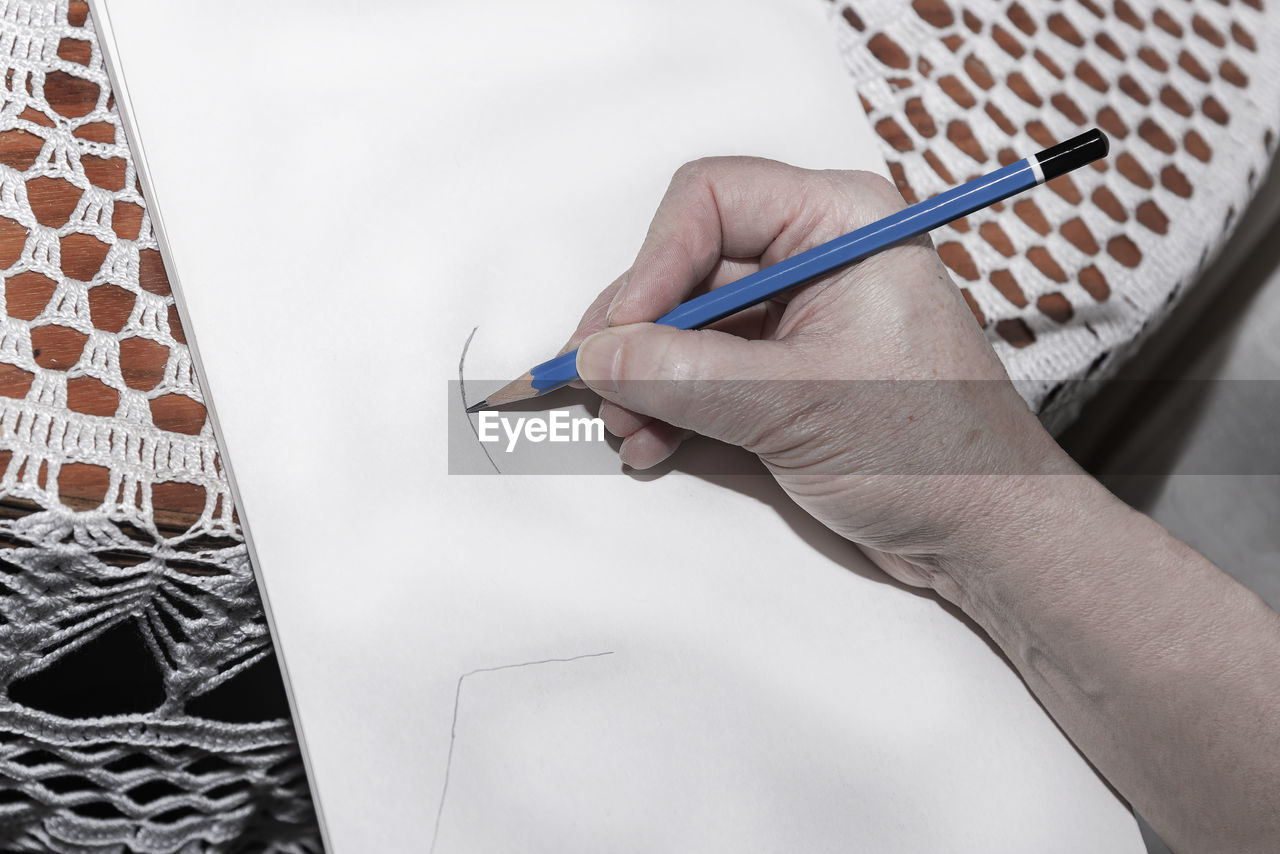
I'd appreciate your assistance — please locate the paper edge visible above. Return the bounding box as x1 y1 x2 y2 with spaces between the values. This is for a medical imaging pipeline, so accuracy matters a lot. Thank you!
87 2 337 849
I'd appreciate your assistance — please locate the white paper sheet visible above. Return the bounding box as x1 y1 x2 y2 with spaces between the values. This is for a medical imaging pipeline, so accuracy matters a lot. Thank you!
92 1 1143 850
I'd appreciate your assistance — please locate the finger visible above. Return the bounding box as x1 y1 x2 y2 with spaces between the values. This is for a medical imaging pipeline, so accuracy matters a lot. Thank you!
558 221 762 351
572 262 771 392
688 256 777 341
568 255 759 374
577 322 798 450
598 399 651 438
620 422 691 470
705 300 785 341
560 269 629 353
696 256 761 295
607 160 910 330
554 269 632 389
607 157 824 326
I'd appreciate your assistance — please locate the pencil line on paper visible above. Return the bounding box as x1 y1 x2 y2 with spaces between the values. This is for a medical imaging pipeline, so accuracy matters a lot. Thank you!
429 650 615 853
459 325 499 473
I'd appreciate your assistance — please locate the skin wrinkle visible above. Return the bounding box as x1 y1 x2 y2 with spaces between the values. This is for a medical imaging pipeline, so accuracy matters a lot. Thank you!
762 180 829 263
712 159 801 260
624 241 695 321
747 393 848 463
599 398 649 438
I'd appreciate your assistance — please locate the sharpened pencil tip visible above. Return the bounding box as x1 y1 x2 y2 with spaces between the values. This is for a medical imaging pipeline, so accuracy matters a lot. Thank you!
465 400 487 414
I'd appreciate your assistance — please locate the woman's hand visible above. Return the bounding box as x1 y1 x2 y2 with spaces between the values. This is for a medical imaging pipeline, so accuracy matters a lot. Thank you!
565 157 1280 853
566 156 1075 588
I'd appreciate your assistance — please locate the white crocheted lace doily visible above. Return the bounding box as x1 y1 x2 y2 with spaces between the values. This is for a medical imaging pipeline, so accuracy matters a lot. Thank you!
831 0 1280 430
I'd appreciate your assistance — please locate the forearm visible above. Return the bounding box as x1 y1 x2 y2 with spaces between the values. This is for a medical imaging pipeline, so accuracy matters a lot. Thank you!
937 474 1280 852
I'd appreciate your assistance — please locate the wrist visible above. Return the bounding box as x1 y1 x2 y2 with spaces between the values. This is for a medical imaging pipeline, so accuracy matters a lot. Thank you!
927 465 1127 618
919 452 1280 854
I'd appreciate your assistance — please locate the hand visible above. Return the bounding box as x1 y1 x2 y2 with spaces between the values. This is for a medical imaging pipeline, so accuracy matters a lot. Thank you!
567 158 1280 853
566 157 1078 588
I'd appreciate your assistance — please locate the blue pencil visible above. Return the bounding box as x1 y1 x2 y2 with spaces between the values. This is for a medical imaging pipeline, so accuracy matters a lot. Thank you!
468 128 1108 412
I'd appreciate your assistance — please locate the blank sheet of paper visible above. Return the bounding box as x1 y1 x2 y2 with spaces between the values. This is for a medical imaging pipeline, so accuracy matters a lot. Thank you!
92 1 1143 850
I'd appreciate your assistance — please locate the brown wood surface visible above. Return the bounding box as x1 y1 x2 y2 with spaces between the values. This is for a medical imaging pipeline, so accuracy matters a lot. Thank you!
1 0 217 536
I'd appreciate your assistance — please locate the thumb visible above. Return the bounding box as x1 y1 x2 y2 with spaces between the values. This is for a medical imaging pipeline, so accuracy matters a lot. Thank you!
576 323 796 450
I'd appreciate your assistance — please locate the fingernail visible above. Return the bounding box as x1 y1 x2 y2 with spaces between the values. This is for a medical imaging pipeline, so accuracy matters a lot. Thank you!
576 330 622 395
605 273 630 326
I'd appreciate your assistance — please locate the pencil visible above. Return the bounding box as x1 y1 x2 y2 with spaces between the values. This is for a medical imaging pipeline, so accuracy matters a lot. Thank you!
467 128 1109 413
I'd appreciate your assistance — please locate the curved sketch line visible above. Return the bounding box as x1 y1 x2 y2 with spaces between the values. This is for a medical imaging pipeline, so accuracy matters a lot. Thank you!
429 650 616 852
459 326 499 473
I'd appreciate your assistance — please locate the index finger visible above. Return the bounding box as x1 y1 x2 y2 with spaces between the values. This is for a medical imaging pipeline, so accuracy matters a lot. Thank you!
563 156 812 349
606 156 821 327
565 157 905 349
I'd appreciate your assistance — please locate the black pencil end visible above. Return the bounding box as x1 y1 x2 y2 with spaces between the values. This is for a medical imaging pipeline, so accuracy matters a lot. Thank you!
465 399 488 414
1035 128 1109 182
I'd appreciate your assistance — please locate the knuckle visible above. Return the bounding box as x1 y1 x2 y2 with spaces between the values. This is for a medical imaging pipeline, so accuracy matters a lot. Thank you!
599 400 642 437
845 169 907 216
614 328 681 384
670 157 717 188
670 155 775 190
662 331 698 384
